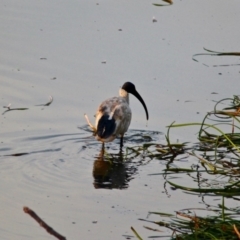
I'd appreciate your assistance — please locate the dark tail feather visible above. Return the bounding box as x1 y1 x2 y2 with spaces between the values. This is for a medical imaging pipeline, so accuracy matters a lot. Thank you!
97 115 116 139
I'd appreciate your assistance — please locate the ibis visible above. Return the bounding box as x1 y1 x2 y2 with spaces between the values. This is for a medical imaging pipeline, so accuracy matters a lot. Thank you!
85 82 149 148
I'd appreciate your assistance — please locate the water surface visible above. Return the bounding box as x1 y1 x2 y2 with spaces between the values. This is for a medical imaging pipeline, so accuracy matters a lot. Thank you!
1 0 240 239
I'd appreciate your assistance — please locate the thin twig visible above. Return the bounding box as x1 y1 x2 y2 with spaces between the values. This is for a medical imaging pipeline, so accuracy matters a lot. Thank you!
84 114 96 132
23 206 66 240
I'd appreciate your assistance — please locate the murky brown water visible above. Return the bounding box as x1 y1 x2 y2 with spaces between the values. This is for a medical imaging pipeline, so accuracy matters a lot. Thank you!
1 0 240 239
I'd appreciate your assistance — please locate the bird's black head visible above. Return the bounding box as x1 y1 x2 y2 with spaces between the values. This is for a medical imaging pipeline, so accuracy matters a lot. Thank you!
121 82 149 120
121 82 136 94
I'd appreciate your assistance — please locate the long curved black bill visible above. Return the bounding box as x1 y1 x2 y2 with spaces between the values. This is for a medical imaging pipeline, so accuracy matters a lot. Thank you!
131 90 149 120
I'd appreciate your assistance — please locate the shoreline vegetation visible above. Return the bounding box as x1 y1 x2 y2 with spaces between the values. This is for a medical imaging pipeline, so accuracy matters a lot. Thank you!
131 95 240 239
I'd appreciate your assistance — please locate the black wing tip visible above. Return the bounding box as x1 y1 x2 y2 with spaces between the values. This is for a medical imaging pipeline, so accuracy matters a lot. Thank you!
97 115 116 139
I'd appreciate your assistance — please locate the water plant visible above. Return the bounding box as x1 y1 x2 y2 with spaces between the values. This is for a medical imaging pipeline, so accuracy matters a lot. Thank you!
131 95 240 239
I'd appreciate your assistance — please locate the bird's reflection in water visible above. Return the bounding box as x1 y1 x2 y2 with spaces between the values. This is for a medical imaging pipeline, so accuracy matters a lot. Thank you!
92 149 137 189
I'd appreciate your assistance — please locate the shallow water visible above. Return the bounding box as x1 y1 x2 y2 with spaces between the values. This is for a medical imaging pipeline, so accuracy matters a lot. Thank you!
1 0 240 239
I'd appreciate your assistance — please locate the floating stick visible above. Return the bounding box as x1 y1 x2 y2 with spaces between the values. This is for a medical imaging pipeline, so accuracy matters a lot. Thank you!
23 206 66 240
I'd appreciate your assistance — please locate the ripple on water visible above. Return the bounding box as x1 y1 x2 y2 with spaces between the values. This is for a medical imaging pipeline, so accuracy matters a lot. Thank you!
1 131 93 196
0 127 165 239
1 127 163 194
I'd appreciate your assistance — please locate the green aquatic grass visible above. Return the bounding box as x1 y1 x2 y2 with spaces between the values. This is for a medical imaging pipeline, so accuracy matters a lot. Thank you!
131 226 143 240
192 48 240 66
134 96 240 239
153 0 173 7
138 197 240 239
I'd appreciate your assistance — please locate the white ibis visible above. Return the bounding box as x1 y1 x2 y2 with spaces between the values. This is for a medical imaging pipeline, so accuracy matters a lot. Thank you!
85 82 149 147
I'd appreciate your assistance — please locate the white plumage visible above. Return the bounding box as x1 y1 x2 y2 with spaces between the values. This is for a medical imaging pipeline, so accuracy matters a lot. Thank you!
85 82 148 147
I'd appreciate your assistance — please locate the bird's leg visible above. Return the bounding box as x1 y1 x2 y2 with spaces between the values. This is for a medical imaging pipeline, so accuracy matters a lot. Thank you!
118 147 124 162
97 143 105 161
101 142 105 152
120 135 124 149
